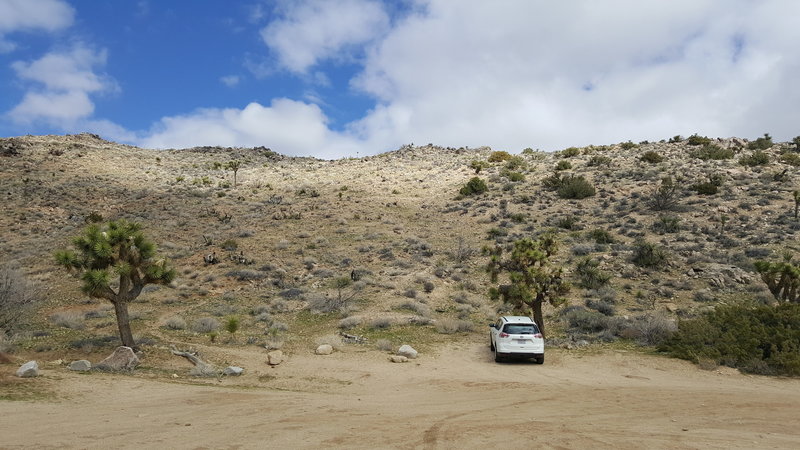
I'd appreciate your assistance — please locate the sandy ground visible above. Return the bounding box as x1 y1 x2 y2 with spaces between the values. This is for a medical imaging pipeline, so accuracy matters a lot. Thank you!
2 343 800 450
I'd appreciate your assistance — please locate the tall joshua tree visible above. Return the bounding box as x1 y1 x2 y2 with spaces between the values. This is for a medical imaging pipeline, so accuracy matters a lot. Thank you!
487 233 570 337
55 220 175 347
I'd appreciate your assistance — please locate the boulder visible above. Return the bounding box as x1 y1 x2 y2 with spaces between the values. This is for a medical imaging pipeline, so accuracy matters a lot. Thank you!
267 350 284 366
16 360 39 378
389 355 409 363
68 360 92 371
95 346 139 372
397 344 418 359
223 366 244 376
315 344 333 355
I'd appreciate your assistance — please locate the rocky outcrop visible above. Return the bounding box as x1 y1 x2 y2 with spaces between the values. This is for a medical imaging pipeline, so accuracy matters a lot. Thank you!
68 360 92 371
397 345 418 359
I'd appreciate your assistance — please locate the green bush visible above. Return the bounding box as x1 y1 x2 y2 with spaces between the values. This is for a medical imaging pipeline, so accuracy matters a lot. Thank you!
587 155 612 167
640 151 664 163
631 239 668 268
488 151 513 162
469 160 489 174
739 150 770 167
575 257 611 289
555 160 572 171
747 133 773 150
556 215 580 230
691 143 733 160
459 177 488 196
505 156 526 170
780 153 800 167
561 147 580 158
586 228 614 244
619 141 638 150
686 134 712 146
691 182 719 195
556 175 596 199
652 215 680 234
660 303 800 376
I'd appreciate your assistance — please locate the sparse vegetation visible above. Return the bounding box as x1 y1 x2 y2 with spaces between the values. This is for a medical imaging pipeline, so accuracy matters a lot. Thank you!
459 177 488 196
488 151 512 162
640 151 664 164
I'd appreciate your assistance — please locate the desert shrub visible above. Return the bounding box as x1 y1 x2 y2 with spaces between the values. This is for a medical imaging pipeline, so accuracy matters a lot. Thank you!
375 339 393 352
503 170 525 182
50 311 85 330
739 150 770 167
488 151 513 162
652 215 680 234
369 317 393 329
623 313 676 345
648 176 680 211
691 182 718 195
192 317 220 333
587 155 612 167
226 269 266 281
619 141 638 150
338 316 362 329
459 177 488 196
575 257 611 289
402 289 418 299
556 215 580 230
308 293 349 314
780 152 800 166
221 239 238 251
224 316 240 335
586 228 614 244
422 280 435 293
0 266 42 335
469 160 489 174
571 243 595 256
691 143 733 160
435 318 475 334
557 175 595 199
640 151 664 163
660 303 800 376
164 316 187 330
631 240 668 268
747 133 773 150
585 299 615 316
686 134 712 146
561 147 580 157
555 160 572 171
561 307 612 333
505 156 526 170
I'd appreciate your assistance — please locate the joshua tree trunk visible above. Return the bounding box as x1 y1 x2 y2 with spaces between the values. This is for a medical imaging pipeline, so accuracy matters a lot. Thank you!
112 300 135 348
532 297 545 338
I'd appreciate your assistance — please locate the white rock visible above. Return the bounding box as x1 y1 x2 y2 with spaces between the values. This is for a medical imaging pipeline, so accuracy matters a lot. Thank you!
315 344 333 355
267 350 283 366
397 344 418 359
68 360 91 371
223 366 244 376
95 346 140 372
17 361 39 378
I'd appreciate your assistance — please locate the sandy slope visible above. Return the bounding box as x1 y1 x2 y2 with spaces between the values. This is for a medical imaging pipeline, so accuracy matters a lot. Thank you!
2 344 799 449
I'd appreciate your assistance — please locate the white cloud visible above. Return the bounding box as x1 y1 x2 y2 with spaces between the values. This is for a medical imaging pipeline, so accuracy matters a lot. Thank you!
132 1 800 157
340 0 800 151
140 99 359 158
0 0 74 53
260 0 389 73
220 75 241 87
8 45 118 126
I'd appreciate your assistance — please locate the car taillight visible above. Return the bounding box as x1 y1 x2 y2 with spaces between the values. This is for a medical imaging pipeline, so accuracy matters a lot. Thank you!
533 333 543 338
499 332 509 338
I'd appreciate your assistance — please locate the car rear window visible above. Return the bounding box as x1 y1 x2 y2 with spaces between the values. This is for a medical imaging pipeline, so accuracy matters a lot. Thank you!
503 324 539 335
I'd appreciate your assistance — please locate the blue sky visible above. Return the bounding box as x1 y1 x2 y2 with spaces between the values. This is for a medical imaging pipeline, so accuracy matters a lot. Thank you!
1 0 798 158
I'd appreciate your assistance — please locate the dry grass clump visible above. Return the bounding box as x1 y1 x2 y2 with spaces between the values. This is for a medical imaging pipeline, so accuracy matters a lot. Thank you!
338 316 362 329
369 317 393 330
375 339 393 352
192 317 220 333
315 334 343 351
435 318 475 334
164 316 187 330
50 311 86 330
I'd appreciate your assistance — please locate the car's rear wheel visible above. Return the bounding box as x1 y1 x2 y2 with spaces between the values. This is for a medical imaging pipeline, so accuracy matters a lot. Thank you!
535 355 544 365
494 348 504 363
489 335 495 351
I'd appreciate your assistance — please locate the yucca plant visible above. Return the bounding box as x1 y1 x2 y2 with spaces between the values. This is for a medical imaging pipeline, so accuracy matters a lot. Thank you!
55 220 175 348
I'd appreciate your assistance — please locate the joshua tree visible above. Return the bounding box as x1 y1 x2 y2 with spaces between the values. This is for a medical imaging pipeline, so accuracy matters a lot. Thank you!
55 220 175 348
793 190 800 220
225 160 242 186
754 252 800 304
487 233 570 337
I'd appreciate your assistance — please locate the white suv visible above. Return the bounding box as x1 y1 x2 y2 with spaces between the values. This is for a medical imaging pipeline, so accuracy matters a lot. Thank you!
489 316 544 364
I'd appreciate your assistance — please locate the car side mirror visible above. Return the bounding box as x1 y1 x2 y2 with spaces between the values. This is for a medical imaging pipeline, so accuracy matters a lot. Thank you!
489 324 496 328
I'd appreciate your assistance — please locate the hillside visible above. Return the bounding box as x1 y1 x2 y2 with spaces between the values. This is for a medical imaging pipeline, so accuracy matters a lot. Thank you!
1 133 799 357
